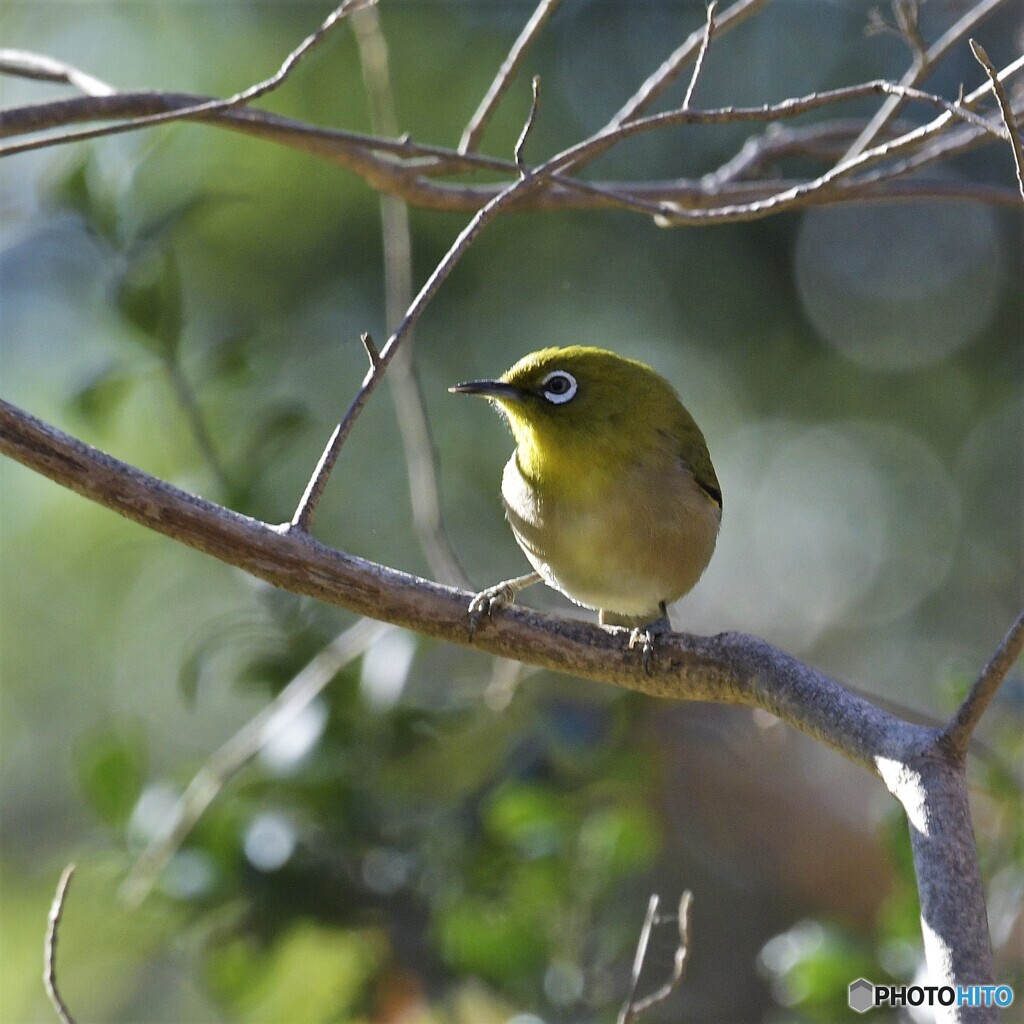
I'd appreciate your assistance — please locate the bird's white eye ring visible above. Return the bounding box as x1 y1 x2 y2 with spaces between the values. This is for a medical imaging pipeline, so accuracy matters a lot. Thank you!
541 370 578 404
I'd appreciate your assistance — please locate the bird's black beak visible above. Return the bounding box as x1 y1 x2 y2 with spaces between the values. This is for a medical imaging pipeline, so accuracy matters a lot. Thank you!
448 379 525 401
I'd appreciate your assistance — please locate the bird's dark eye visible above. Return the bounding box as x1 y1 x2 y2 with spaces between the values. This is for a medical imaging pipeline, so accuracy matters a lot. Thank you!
541 370 578 405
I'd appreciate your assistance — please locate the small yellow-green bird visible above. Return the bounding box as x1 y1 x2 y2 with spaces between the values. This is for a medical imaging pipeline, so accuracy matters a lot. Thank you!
449 346 721 668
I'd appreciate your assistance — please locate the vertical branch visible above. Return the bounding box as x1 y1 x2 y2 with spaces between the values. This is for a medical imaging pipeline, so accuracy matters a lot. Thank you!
877 754 997 1022
617 894 660 1024
514 76 542 173
351 7 471 587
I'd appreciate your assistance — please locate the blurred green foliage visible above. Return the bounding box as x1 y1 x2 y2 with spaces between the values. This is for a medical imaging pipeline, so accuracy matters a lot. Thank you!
1 1 1022 1022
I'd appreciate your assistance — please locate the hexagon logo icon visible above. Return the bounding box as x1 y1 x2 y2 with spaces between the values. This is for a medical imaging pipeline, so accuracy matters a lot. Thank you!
849 978 875 1013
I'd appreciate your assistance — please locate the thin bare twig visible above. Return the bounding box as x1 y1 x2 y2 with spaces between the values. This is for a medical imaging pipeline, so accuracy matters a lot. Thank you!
6 89 1017 213
618 894 660 1024
533 73 1015 215
0 90 517 176
121 617 387 905
44 864 77 1024
459 0 562 154
844 0 1010 160
706 118 876 186
345 6 470 588
970 39 1024 201
618 892 694 1024
478 70 1014 214
608 0 769 128
653 61 1022 225
0 48 114 96
288 89 563 534
0 0 375 159
514 76 542 174
682 2 717 112
360 331 382 371
943 609 1024 756
165 359 232 494
893 0 928 67
3 70 1017 218
847 97 1021 194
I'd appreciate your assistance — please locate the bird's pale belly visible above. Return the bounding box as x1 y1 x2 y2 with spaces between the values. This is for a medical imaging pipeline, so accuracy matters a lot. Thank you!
501 454 720 621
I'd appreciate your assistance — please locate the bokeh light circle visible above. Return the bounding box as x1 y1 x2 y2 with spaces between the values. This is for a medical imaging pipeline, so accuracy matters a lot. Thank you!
754 426 888 630
697 419 961 647
795 201 1002 370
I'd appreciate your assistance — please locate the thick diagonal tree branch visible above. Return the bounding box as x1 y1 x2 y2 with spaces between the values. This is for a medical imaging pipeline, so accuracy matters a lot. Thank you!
1 398 1006 1021
0 396 925 768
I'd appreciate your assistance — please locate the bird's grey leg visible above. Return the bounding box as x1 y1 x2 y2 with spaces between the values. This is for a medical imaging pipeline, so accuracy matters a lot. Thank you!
626 601 671 675
467 572 543 637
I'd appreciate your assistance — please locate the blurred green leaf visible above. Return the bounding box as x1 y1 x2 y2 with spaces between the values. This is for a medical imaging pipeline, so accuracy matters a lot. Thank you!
209 331 256 383
783 930 876 1018
75 723 148 829
485 782 568 857
207 922 382 1023
760 921 877 1021
115 247 183 358
43 154 120 244
67 363 135 429
133 193 228 248
439 898 547 983
578 805 659 877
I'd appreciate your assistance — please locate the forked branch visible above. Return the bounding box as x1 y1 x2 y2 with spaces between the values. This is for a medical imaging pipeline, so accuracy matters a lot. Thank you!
617 892 694 1024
